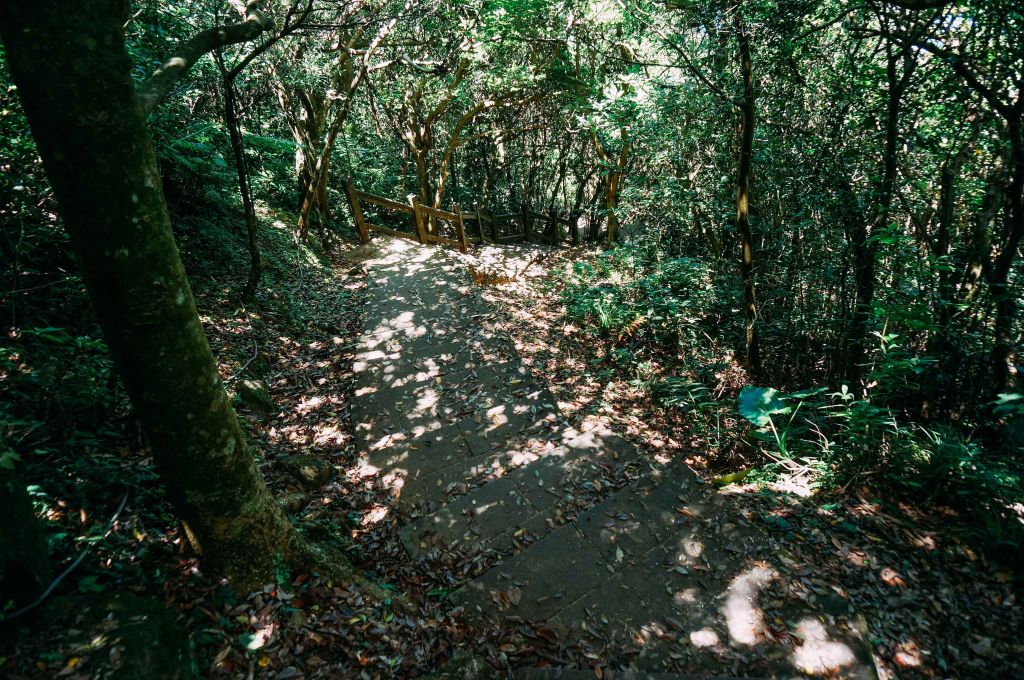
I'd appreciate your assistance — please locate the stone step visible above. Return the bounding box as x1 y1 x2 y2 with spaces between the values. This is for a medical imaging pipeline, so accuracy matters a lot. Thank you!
399 426 639 559
354 323 508 356
352 358 533 397
351 338 520 392
352 362 546 424
515 670 758 680
353 336 518 374
360 288 491 327
452 460 877 678
449 461 695 621
359 296 489 338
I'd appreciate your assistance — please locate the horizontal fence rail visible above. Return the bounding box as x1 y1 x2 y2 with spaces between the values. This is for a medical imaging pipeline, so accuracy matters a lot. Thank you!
344 179 577 252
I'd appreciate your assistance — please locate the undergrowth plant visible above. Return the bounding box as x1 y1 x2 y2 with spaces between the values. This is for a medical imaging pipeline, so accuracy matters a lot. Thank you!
562 246 736 363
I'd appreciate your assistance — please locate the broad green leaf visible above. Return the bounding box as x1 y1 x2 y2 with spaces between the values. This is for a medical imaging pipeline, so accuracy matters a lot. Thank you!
738 386 790 427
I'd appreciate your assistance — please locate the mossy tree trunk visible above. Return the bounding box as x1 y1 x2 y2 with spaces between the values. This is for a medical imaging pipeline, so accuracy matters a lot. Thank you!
734 7 760 374
0 1 297 588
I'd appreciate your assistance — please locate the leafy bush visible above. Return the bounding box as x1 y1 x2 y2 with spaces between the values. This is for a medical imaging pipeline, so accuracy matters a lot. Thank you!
736 382 1023 548
562 248 734 353
653 377 713 411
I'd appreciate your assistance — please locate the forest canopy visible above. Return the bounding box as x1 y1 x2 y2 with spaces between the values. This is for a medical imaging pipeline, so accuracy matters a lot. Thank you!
1 0 1022 677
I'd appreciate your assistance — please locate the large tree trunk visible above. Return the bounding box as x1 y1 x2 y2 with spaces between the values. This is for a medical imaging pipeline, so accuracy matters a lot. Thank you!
0 466 51 608
735 9 760 374
0 1 297 588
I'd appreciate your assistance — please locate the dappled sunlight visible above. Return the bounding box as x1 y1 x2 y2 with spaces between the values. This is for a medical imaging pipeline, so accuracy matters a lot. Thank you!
360 504 390 527
790 617 858 675
689 627 720 648
345 236 894 679
722 564 776 646
673 587 702 606
7 0 1020 674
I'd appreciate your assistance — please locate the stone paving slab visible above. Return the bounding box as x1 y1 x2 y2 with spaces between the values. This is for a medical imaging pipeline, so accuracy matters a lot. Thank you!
451 522 612 621
456 459 875 678
400 472 537 557
358 422 472 478
351 356 526 396
516 671 759 680
402 427 643 560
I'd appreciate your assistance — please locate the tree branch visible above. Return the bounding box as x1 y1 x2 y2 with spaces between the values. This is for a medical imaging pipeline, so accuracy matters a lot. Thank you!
226 1 313 82
138 1 275 115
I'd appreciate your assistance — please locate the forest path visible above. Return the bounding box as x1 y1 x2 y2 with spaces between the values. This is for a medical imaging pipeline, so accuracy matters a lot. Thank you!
351 237 876 679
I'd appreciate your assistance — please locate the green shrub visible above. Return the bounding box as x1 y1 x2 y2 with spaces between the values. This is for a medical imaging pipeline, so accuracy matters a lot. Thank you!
562 247 734 353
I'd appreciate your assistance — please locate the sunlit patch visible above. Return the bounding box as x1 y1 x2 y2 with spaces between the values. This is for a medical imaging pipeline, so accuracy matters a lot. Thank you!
722 564 776 645
690 628 720 647
354 455 381 476
470 501 499 517
507 450 541 467
879 566 907 588
368 432 404 450
412 389 439 412
673 587 701 605
361 505 390 526
294 395 325 414
910 533 937 550
790 618 856 674
244 623 276 651
313 424 344 446
382 471 405 493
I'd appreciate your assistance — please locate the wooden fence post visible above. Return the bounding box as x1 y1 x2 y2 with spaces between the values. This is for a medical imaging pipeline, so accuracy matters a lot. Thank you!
521 202 531 241
409 195 427 244
489 208 499 242
571 213 580 246
473 202 486 243
548 211 559 246
345 178 368 243
454 204 468 253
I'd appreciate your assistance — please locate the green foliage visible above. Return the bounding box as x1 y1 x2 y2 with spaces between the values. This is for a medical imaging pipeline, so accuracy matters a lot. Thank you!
737 386 789 427
653 377 712 411
735 380 1023 546
562 248 733 354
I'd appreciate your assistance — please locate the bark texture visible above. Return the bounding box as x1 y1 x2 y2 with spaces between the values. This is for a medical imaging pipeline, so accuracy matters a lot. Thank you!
0 1 295 588
735 9 760 373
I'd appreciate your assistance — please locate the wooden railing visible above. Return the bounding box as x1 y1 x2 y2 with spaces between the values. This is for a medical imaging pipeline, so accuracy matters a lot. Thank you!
344 179 577 251
463 204 579 246
344 179 468 253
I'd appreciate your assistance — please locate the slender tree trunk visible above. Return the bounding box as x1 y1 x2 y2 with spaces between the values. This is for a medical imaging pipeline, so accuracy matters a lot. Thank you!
847 46 908 384
923 129 976 414
297 110 345 241
218 61 262 300
548 139 571 213
989 116 1024 395
606 130 630 246
588 176 604 242
735 10 760 373
0 1 298 588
